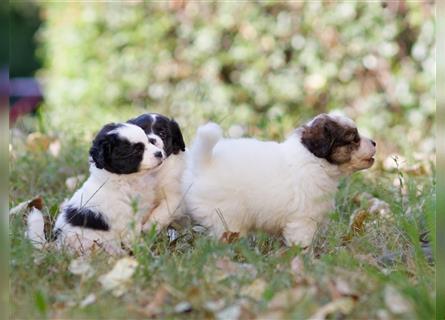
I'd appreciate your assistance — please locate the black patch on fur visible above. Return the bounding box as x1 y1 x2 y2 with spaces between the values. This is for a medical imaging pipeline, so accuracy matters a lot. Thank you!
128 113 186 156
301 114 360 164
89 123 145 174
64 206 110 231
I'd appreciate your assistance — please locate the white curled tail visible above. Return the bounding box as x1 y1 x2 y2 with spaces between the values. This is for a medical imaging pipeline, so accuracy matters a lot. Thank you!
189 122 222 174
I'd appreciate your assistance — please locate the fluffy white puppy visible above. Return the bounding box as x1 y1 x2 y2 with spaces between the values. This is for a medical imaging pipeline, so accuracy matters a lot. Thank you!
127 113 186 231
182 113 376 247
50 122 165 254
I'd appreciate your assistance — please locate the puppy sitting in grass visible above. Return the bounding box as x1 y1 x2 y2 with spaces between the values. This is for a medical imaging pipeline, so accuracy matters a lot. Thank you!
27 122 167 255
182 113 376 248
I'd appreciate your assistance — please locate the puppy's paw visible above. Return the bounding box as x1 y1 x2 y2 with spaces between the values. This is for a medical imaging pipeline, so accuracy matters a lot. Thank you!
197 122 222 144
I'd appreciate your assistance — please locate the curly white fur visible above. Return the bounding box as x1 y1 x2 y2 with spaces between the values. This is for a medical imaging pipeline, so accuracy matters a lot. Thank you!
182 114 375 247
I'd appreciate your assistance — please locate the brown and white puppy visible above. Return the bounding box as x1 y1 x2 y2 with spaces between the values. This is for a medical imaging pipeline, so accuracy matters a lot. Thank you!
182 113 376 247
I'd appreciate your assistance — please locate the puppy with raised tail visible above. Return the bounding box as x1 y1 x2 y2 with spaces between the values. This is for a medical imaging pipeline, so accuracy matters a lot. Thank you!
182 113 376 247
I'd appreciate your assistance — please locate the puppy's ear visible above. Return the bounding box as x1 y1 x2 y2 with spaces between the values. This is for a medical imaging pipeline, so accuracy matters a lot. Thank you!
301 115 337 159
89 123 115 169
169 119 186 154
89 138 109 169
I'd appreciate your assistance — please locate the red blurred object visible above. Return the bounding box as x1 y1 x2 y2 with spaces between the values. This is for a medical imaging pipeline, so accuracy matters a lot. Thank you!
9 77 43 125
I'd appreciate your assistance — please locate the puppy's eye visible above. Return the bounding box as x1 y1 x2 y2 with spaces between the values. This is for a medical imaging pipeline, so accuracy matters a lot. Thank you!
148 138 157 145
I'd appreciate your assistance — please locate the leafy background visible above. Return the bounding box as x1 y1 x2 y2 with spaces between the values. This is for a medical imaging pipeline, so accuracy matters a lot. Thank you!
10 1 436 319
36 1 434 155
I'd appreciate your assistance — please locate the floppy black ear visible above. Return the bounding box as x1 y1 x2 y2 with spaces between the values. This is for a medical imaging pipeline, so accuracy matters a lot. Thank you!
169 119 186 154
89 123 116 169
301 116 336 159
89 135 111 169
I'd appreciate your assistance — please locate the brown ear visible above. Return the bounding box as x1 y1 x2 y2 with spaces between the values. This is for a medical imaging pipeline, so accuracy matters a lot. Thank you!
301 115 336 159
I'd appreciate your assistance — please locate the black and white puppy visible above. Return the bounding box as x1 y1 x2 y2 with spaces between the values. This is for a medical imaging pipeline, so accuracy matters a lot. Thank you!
127 113 186 232
47 122 166 254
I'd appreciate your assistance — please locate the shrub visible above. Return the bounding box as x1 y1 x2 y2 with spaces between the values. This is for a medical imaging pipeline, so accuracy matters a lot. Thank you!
38 1 434 150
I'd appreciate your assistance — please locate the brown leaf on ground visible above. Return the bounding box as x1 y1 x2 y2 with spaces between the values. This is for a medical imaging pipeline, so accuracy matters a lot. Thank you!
384 285 412 314
79 294 96 308
220 231 240 243
69 257 95 279
241 278 267 300
142 285 172 317
216 301 254 320
98 257 138 297
310 297 356 320
342 209 369 243
213 257 257 281
267 287 309 311
26 132 53 153
327 277 359 301
353 193 391 217
349 209 369 234
344 193 392 242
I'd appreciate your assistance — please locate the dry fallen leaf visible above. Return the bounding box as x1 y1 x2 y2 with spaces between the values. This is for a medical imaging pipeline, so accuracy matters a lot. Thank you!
216 304 241 320
26 132 52 152
349 209 369 234
241 278 267 300
310 297 355 320
353 193 391 218
213 257 257 281
220 231 240 243
267 287 309 311
79 293 96 308
69 257 95 279
328 277 358 301
192 225 207 234
143 285 171 317
203 299 225 312
344 193 393 242
98 257 138 297
384 285 412 314
174 301 192 313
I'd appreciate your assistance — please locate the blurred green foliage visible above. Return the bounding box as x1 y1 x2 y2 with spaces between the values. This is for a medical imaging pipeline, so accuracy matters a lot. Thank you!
38 1 434 153
9 2 42 76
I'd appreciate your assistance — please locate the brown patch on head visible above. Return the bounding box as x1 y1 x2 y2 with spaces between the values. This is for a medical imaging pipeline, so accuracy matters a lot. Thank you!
301 114 360 164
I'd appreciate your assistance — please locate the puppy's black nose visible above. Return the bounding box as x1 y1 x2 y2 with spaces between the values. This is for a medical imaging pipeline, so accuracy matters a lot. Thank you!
154 151 163 159
371 140 376 147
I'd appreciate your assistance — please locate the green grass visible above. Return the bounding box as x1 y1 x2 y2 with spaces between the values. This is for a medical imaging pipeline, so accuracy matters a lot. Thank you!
9 114 435 319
